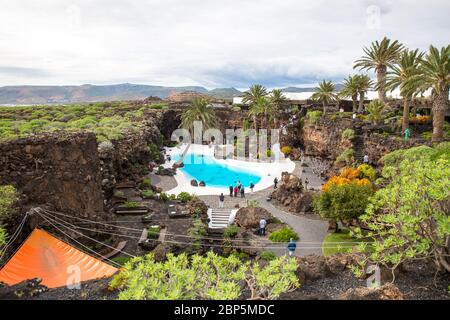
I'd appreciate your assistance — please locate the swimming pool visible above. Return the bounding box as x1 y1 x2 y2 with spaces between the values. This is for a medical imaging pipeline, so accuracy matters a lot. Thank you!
171 153 262 188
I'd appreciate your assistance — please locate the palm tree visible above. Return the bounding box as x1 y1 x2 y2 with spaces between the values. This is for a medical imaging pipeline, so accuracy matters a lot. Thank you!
366 100 386 124
247 98 264 131
270 89 287 128
311 80 339 115
355 75 374 113
354 37 404 103
405 45 450 142
384 49 425 131
243 84 268 130
340 75 360 113
180 98 217 134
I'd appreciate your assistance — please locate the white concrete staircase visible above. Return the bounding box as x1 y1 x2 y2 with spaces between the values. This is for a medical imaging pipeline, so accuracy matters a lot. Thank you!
208 208 233 229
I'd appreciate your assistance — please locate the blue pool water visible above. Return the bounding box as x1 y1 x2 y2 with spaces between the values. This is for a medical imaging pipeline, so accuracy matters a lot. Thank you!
171 153 262 188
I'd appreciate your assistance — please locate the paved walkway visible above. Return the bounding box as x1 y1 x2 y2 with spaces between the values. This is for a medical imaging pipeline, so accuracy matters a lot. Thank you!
152 159 329 257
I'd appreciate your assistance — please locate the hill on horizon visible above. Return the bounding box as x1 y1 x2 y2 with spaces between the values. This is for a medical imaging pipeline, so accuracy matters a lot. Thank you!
0 83 242 105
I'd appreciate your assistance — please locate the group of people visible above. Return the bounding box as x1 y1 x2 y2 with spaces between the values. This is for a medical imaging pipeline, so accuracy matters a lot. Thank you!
228 180 253 198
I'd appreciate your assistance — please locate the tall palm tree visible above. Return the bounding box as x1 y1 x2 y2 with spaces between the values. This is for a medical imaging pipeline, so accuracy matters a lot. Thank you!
339 75 360 113
243 84 268 130
242 84 268 105
247 98 264 131
354 37 404 103
180 98 217 134
311 80 339 115
405 45 450 142
270 89 287 128
384 49 425 131
355 75 374 113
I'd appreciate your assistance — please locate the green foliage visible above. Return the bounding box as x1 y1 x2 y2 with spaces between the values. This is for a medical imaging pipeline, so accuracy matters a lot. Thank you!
281 146 293 155
269 228 299 243
142 189 155 198
141 177 152 188
114 190 125 198
122 201 141 209
335 148 354 165
260 250 277 261
342 128 355 140
246 200 260 208
176 192 192 203
322 229 373 257
0 185 17 219
307 110 322 124
148 226 161 239
353 144 450 273
421 131 432 140
357 164 376 181
148 144 160 160
180 98 217 131
188 219 208 250
110 252 299 300
366 100 387 124
313 183 373 222
223 225 240 238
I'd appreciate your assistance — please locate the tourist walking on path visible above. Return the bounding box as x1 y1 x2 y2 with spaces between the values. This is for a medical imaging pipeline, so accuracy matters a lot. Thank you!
229 185 233 197
250 182 254 193
403 127 410 141
273 177 278 189
304 177 309 190
233 186 239 197
259 218 267 236
240 187 245 198
363 154 369 164
287 238 297 257
219 193 225 208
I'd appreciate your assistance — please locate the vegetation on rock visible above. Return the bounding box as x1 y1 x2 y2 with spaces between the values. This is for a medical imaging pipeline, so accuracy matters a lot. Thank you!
269 227 299 243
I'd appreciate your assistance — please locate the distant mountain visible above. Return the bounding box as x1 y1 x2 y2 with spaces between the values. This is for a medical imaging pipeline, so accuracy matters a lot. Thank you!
282 84 344 92
208 88 242 100
0 83 240 105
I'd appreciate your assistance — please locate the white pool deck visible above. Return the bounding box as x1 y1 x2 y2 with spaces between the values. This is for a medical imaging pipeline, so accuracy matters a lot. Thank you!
163 144 296 196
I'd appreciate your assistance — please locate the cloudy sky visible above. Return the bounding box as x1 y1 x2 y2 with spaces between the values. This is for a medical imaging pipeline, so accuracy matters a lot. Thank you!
0 0 448 89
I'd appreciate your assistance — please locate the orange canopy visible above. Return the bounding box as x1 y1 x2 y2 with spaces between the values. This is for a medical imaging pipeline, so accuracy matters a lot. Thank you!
0 228 118 288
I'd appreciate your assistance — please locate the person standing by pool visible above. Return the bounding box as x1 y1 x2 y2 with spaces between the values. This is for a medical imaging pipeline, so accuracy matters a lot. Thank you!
229 185 233 197
219 193 225 208
287 238 297 257
233 185 239 197
250 182 255 193
240 187 245 198
274 177 278 189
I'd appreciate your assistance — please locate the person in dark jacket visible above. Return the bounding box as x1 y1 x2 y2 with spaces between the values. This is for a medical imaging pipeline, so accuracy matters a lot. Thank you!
229 185 233 197
240 187 245 198
287 238 297 257
219 193 225 208
274 177 278 189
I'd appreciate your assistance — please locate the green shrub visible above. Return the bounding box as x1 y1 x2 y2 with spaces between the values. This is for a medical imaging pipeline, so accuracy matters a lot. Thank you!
141 177 152 188
313 183 373 222
307 110 322 124
177 192 192 203
148 144 160 160
123 201 141 209
357 164 376 181
223 225 240 238
148 226 161 239
188 219 208 249
110 252 299 300
269 228 299 243
335 148 354 165
421 131 432 140
0 185 17 219
246 200 259 208
114 190 125 198
142 189 155 198
281 146 293 155
260 250 277 261
342 128 355 140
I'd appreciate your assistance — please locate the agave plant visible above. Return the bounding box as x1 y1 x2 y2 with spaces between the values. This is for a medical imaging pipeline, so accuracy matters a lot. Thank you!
405 45 450 142
354 37 404 103
384 49 425 131
311 80 339 115
366 100 386 124
180 98 217 134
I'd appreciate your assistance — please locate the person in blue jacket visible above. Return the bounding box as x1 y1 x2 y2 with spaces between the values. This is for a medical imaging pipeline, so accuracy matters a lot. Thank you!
287 238 297 257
